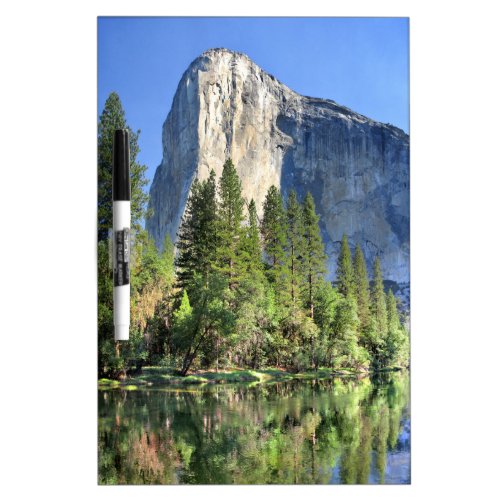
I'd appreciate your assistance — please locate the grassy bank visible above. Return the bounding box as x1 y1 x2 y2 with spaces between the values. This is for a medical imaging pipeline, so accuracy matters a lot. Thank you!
97 366 401 389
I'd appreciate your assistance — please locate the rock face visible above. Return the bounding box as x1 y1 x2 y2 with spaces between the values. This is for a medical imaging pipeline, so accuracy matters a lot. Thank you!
147 48 409 283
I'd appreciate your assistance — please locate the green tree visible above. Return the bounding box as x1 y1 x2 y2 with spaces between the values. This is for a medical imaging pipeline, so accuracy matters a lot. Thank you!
302 192 327 319
240 199 263 278
234 199 272 368
385 289 409 368
279 304 318 371
173 272 235 375
97 93 150 378
172 290 194 352
353 244 371 332
233 277 274 368
332 296 369 370
285 190 305 306
216 158 245 289
312 279 341 368
131 234 175 364
175 170 218 291
261 185 287 289
97 239 123 377
371 257 388 338
363 256 389 369
336 234 355 298
386 290 399 334
97 92 149 241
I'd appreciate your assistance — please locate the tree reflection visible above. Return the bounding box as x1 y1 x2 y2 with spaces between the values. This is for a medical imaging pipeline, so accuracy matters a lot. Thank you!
98 372 410 484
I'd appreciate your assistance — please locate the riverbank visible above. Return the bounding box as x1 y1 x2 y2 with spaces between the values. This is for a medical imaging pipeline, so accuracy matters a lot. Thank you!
98 366 403 389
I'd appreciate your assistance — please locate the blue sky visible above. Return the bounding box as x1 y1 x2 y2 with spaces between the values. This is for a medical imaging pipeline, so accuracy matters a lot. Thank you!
98 17 409 184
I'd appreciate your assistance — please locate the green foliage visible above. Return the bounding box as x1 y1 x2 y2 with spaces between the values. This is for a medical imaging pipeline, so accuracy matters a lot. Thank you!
353 244 371 332
97 92 149 241
97 92 157 377
384 290 410 368
332 296 369 370
175 170 218 292
216 159 245 288
172 290 194 352
98 148 409 378
130 232 175 366
336 234 355 298
302 192 327 319
312 280 341 367
99 372 410 484
240 199 264 278
279 305 319 371
284 189 306 307
176 272 236 375
97 239 123 378
371 257 388 339
233 276 274 368
261 185 287 288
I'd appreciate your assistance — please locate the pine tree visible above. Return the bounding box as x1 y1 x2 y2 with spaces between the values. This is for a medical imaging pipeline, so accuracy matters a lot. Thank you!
97 92 150 378
353 244 371 332
216 158 245 289
336 234 355 298
313 279 340 367
371 256 388 339
302 192 327 319
386 289 400 333
97 92 149 241
261 185 287 288
332 295 369 370
385 289 409 368
234 199 271 368
175 170 218 291
240 199 263 277
285 190 305 306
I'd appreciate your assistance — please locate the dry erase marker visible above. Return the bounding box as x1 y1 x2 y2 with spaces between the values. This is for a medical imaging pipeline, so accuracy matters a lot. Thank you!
113 129 130 341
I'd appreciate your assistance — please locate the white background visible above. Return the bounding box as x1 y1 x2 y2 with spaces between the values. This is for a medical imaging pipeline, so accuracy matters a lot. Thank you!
1 1 499 499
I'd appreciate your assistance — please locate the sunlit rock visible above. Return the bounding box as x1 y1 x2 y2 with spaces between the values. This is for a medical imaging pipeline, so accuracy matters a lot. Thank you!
146 48 409 283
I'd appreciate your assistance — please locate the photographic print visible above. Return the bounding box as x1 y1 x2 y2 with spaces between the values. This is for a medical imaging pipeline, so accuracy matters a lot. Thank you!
98 17 410 485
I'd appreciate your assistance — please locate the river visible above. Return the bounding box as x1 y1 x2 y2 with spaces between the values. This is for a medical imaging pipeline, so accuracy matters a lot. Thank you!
98 371 410 484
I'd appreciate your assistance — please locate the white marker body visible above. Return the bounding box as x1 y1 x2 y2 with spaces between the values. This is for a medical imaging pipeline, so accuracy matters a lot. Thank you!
113 200 130 341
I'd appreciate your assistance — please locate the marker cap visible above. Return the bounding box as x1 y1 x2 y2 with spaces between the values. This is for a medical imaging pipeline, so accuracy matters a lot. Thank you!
112 129 131 201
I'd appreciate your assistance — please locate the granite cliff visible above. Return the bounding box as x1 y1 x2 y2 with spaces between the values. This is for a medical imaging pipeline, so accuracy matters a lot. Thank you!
146 48 409 284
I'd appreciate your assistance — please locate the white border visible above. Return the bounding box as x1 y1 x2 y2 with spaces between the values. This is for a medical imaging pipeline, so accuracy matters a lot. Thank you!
2 1 499 499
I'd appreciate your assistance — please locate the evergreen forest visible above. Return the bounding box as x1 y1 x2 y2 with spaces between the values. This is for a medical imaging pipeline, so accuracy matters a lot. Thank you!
98 93 409 380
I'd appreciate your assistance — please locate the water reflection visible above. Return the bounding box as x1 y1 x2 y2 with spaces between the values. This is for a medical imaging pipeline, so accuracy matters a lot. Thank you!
98 372 410 484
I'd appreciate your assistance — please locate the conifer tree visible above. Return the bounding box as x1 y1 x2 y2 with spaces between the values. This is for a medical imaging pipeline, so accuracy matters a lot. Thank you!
240 199 263 277
332 295 369 370
216 158 245 289
285 190 305 306
336 234 355 298
385 289 409 367
97 92 149 241
234 199 271 368
313 279 340 367
175 170 218 291
386 289 400 333
371 256 388 338
261 185 287 288
302 192 327 319
97 92 150 378
353 244 371 332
